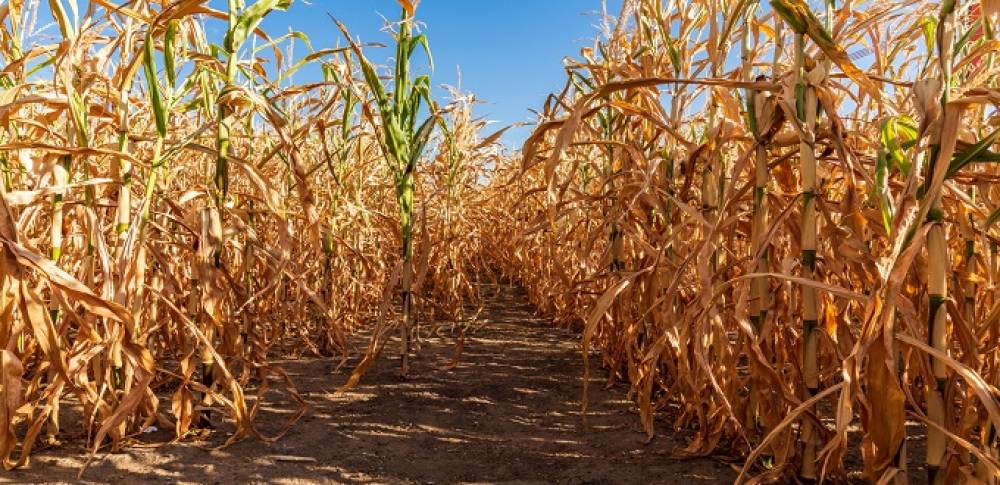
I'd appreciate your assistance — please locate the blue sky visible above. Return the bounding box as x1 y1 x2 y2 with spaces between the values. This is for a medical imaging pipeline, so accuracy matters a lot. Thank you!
248 0 625 146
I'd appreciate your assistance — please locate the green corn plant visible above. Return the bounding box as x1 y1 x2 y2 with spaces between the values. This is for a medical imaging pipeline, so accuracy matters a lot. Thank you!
216 0 292 258
46 0 90 442
107 23 176 402
322 62 361 236
47 0 82 300
198 0 291 416
139 16 221 430
137 24 175 228
339 4 437 376
319 63 361 310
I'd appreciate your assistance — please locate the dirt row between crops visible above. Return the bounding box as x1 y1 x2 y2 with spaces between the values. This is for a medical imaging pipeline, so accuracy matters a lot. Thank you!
10 283 736 484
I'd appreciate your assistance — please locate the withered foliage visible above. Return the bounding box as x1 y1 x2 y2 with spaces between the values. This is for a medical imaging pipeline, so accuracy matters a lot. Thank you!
9 0 1000 483
0 0 496 474
490 0 1000 482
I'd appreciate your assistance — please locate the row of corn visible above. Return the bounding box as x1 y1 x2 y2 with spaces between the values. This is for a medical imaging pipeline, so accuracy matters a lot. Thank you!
489 0 1000 482
0 0 498 473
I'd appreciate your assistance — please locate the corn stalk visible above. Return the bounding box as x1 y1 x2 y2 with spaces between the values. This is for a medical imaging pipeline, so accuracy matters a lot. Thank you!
339 3 437 376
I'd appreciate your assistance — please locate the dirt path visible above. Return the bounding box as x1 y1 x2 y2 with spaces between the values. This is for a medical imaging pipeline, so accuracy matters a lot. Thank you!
9 283 734 484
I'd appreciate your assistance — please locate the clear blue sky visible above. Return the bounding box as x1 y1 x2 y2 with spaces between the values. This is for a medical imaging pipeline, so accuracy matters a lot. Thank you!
249 0 625 146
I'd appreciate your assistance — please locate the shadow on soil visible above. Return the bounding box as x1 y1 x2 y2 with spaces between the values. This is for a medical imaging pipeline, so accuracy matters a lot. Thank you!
15 284 741 484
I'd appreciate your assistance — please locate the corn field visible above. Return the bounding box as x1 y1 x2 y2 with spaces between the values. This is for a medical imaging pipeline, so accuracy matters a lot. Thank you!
5 0 1000 483
492 0 1000 482
0 0 496 473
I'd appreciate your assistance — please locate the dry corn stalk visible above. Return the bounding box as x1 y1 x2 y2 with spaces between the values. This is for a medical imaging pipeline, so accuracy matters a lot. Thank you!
0 0 497 474
498 0 1000 482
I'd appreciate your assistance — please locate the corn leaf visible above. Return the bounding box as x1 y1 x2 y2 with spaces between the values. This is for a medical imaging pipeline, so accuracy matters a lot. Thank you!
143 32 168 139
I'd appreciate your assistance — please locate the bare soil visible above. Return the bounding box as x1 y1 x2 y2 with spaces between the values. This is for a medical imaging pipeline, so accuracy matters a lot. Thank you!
7 283 735 484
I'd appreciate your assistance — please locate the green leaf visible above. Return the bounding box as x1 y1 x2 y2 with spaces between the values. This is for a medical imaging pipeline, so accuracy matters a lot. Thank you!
745 92 758 139
947 126 1000 178
143 32 168 139
411 33 433 71
26 55 57 78
795 81 805 121
920 16 937 53
986 206 1000 231
276 47 354 84
666 40 681 76
164 20 179 90
954 18 983 59
919 15 937 72
359 55 390 114
224 0 292 53
68 89 89 146
48 0 76 39
879 115 917 175
769 0 808 34
253 30 313 55
874 149 892 235
410 114 438 169
571 71 596 92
